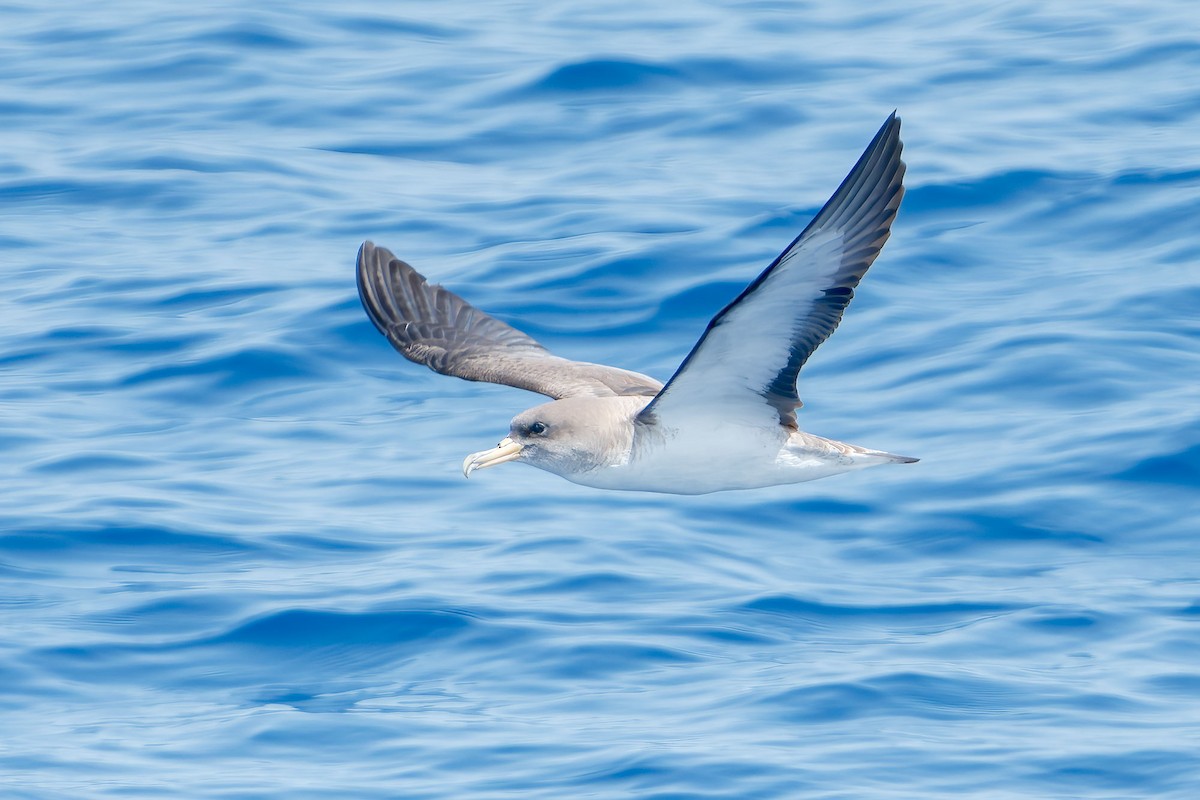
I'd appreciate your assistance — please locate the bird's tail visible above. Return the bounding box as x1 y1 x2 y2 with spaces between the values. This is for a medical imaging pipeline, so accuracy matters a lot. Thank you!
832 439 919 466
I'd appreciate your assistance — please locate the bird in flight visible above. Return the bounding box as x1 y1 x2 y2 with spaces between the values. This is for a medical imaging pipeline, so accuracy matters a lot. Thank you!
357 113 915 494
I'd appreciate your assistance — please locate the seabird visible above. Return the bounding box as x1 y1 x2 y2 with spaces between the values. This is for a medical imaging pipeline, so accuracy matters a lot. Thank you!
357 113 916 494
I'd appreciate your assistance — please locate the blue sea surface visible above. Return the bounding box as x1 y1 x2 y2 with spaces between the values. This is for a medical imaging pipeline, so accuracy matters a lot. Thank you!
3 1 1199 797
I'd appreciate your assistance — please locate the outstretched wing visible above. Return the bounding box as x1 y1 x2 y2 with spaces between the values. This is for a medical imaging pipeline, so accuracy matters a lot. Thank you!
357 241 662 400
638 113 905 430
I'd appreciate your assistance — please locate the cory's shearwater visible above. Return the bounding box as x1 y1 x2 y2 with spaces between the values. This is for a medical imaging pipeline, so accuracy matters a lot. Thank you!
357 113 916 494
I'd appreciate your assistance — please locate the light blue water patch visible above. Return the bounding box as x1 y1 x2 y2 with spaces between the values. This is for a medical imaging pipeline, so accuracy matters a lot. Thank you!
3 1 1200 798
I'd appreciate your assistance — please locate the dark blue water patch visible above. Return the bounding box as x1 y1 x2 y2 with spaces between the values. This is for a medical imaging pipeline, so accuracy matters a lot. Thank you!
20 20 124 46
683 100 810 138
799 666 1140 723
685 498 876 533
1019 608 1123 637
527 59 686 94
520 55 838 100
502 570 650 598
538 756 802 800
534 251 690 293
0 347 57 374
541 642 698 681
0 660 41 706
118 345 321 393
678 56 823 86
1174 602 1200 617
896 512 1105 555
926 57 1061 89
213 608 473 648
1093 96 1200 125
28 451 159 475
321 310 390 353
27 643 158 686
43 273 179 303
328 209 460 241
0 232 37 250
0 524 263 559
252 688 327 709
743 595 1020 621
1027 748 1200 795
27 607 489 693
762 670 1033 724
1142 673 1200 696
905 170 1079 215
268 532 389 554
0 99 65 122
319 134 535 164
39 325 127 343
1112 440 1200 487
246 683 402 713
1111 167 1200 188
103 333 207 356
1025 613 1099 629
0 177 201 212
84 594 243 636
190 23 308 51
739 596 1020 638
1009 608 1142 656
99 53 239 84
422 193 601 230
1 327 208 373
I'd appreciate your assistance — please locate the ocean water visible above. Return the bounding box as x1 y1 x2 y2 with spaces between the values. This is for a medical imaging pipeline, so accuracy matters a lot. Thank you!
3 0 1199 797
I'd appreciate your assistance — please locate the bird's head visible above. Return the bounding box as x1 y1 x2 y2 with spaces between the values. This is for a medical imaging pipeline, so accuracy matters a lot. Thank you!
462 396 643 480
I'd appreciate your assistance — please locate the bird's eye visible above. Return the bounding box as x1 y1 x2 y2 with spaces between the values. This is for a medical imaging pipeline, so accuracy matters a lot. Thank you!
528 421 548 435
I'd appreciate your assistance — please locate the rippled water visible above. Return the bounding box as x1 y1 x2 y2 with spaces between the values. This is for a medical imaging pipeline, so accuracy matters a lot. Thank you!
4 1 1199 797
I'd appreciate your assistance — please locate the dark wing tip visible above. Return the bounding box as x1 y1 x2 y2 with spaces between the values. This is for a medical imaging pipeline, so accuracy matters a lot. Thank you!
806 112 904 236
357 240 445 339
356 240 406 336
355 239 576 382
